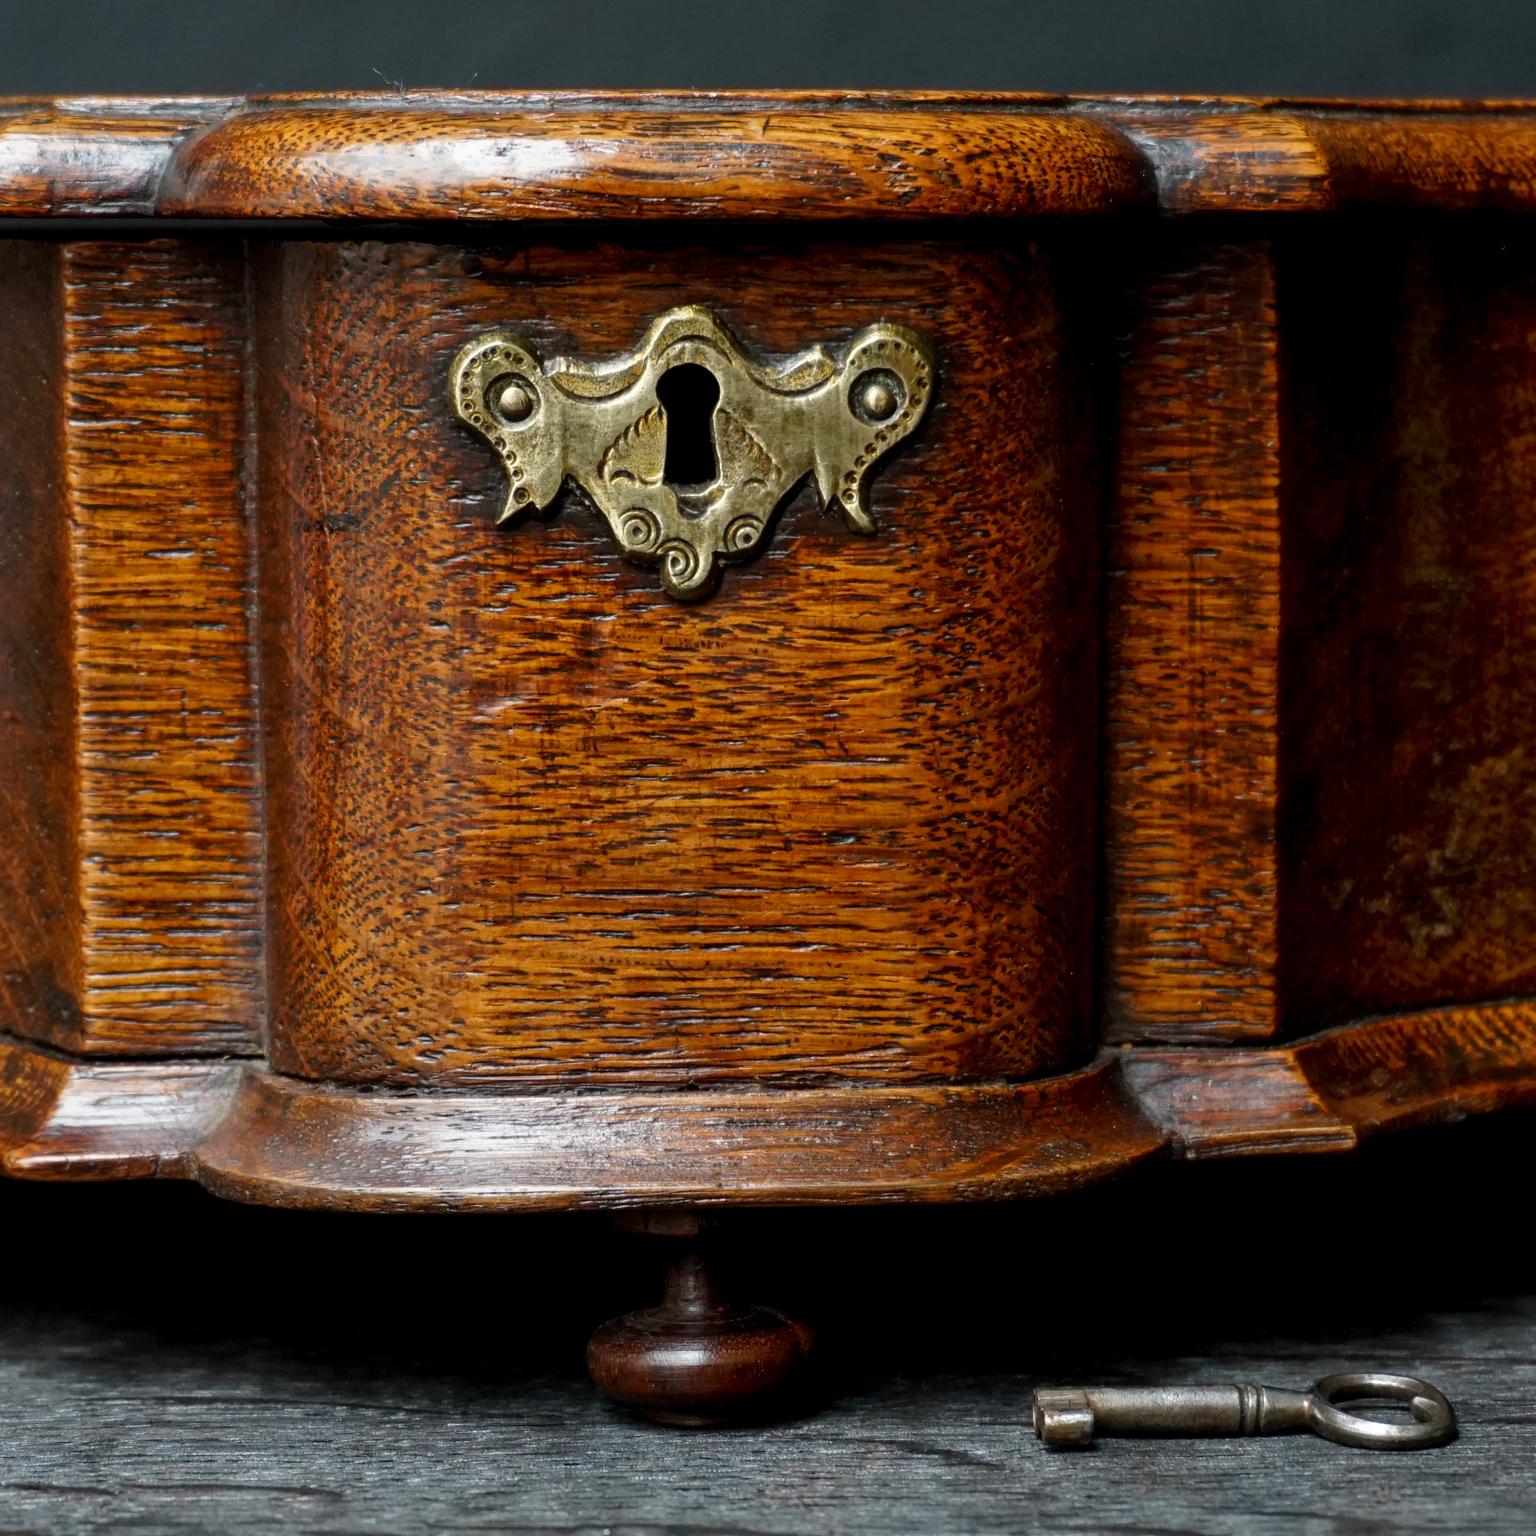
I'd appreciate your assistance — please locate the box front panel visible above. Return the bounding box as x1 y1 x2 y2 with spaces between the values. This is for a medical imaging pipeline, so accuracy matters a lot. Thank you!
256 232 1100 1088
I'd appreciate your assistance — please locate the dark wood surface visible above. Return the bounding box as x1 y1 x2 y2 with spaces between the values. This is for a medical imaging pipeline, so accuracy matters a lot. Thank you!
1102 233 1283 1044
1 1110 1531 1534
0 235 262 1060
9 998 1536 1207
58 240 263 1056
166 102 1151 221
1279 218 1536 1031
15 96 1536 221
0 241 76 1052
5 95 1536 1238
253 231 1100 1090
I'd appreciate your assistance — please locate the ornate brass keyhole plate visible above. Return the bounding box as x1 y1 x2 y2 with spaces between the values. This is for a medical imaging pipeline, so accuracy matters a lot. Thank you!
449 305 935 599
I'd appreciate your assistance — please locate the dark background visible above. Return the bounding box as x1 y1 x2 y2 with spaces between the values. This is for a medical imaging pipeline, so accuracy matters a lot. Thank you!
2 0 1536 98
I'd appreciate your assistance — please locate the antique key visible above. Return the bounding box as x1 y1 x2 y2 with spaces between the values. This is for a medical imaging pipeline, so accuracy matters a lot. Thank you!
1033 1374 1456 1451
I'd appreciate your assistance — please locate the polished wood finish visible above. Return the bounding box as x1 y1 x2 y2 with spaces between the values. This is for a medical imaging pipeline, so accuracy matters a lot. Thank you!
15 96 1536 219
254 232 1099 1088
7 1000 1534 1208
0 1037 232 1180
58 241 263 1054
0 242 76 1048
1102 235 1283 1044
586 1217 814 1426
3 95 1536 1260
1126 998 1536 1154
0 99 223 216
165 104 1150 221
0 238 263 1057
1093 104 1536 212
177 1052 1164 1212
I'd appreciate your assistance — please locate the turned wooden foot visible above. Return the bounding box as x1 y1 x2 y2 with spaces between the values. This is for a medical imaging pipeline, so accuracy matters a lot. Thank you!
587 1215 813 1426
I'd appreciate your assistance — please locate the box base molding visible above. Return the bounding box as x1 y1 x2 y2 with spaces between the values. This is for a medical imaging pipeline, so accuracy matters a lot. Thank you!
3 1000 1534 1212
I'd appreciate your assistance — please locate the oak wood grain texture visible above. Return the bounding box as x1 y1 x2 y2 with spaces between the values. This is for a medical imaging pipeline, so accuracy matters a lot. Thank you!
1124 999 1536 1156
254 232 1101 1088
1093 108 1338 212
1278 221 1536 1030
1301 114 1536 209
0 97 228 216
4 99 1536 1210
1089 105 1536 212
0 1032 1163 1209
0 242 80 1046
1102 236 1282 1045
162 104 1152 221
0 1033 235 1180
184 1002 1536 1209
15 96 1536 221
191 1060 1161 1213
5 998 1534 1209
1121 1048 1358 1157
1291 998 1536 1136
53 241 264 1055
0 240 264 1058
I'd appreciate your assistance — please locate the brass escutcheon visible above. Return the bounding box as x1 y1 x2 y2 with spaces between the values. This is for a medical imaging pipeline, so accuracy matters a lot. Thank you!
449 305 935 599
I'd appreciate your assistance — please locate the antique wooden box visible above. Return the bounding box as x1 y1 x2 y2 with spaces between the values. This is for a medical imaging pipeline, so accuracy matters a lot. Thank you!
3 92 1535 1416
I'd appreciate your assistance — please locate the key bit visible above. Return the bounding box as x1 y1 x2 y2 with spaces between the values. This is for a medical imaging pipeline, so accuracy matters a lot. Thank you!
1032 1374 1455 1451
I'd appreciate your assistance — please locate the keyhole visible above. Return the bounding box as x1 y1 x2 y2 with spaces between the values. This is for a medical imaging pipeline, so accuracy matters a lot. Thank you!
656 364 721 488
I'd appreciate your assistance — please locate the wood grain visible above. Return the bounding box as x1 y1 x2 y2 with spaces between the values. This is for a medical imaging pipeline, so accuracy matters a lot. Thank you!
4 98 1536 1214
0 98 226 216
1121 1048 1358 1157
5 996 1533 1209
1125 999 1536 1155
11 97 1536 221
56 241 264 1055
1279 220 1536 1030
192 1060 1162 1213
1292 998 1536 1135
0 241 264 1058
189 1000 1535 1209
1091 104 1536 212
163 105 1152 221
4 1031 1163 1210
254 232 1101 1088
1304 113 1536 209
0 1033 234 1180
1094 108 1333 211
1 1310 1524 1535
1102 236 1283 1044
0 242 80 1046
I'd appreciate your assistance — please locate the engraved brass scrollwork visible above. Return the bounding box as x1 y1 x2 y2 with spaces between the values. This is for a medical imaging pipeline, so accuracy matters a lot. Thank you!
449 305 935 599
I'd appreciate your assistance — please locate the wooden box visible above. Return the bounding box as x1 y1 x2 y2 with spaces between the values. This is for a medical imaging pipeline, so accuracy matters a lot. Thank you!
3 92 1535 1413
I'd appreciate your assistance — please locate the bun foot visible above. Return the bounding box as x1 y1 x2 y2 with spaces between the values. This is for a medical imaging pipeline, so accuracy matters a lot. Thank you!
588 1219 813 1426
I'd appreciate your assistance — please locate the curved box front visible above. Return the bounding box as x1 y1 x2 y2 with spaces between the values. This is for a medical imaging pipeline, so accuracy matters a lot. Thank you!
6 96 1536 1214
252 230 1104 1091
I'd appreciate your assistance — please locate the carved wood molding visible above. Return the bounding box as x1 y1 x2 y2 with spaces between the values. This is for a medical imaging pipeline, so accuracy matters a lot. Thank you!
6 1000 1534 1210
6 98 1536 1219
11 96 1536 221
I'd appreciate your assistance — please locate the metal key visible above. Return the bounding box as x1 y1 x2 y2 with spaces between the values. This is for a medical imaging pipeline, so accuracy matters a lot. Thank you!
1033 1374 1456 1451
